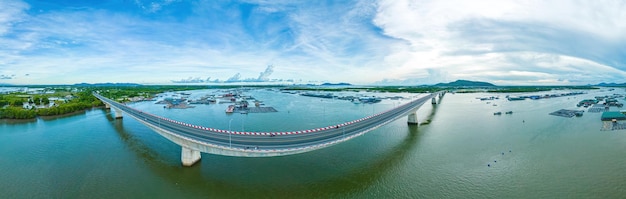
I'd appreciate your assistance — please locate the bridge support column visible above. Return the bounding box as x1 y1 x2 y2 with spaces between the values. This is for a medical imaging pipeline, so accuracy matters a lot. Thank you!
105 103 110 109
113 107 123 119
181 146 201 166
407 112 419 125
431 97 437 104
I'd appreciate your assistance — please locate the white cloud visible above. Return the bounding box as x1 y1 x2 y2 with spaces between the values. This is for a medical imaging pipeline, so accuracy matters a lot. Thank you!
372 0 626 85
134 0 180 13
1 0 624 85
0 0 29 35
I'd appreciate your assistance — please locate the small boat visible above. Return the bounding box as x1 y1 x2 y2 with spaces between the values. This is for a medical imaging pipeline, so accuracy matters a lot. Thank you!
575 111 584 117
505 111 513 114
225 105 234 113
494 112 502 115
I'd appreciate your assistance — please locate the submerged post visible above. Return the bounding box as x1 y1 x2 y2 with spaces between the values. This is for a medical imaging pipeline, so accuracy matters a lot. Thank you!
407 112 419 125
181 146 201 166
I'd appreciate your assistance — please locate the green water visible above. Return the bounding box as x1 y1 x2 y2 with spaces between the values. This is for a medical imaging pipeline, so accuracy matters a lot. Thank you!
1 89 626 198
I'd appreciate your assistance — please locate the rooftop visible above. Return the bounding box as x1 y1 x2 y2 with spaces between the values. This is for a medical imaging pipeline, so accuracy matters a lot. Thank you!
601 112 626 121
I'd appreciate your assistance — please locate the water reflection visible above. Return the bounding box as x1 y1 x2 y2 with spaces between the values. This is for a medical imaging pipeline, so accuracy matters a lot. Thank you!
104 109 176 166
105 102 439 198
0 118 36 124
420 103 439 126
39 109 88 121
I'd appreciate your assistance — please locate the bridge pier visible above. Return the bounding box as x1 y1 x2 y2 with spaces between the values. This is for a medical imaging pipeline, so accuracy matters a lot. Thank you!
113 107 123 119
105 103 110 109
407 112 419 125
431 97 437 104
181 146 201 166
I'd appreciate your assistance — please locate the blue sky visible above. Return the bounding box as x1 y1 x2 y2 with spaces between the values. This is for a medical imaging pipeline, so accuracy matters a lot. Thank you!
0 0 625 85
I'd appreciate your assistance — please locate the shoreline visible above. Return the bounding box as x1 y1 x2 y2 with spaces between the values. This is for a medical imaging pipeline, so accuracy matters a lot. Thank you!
0 118 37 124
39 109 88 121
0 106 106 123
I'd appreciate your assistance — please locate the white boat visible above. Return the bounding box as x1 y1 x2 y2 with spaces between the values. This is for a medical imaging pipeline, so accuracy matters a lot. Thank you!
225 105 234 113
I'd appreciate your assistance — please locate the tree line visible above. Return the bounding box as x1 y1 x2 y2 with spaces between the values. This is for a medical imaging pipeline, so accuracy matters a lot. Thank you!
0 89 103 120
0 85 205 120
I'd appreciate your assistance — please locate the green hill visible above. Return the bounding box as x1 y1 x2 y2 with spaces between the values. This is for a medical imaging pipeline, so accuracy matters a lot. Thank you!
434 80 495 87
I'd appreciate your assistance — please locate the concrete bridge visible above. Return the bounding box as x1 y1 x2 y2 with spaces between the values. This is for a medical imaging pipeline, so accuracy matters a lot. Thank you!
94 91 444 166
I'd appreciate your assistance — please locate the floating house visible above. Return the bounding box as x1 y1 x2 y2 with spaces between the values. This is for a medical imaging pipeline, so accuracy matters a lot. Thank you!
507 96 525 101
577 99 599 107
600 112 626 121
605 99 623 107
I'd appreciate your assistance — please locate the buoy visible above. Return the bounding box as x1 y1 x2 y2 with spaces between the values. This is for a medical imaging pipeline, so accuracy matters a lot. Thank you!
494 160 497 162
488 164 490 167
509 150 512 152
502 152 504 155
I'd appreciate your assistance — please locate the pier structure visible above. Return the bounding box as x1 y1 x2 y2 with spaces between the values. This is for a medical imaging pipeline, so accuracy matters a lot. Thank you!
410 91 445 125
407 113 419 125
103 101 122 118
113 107 123 118
94 91 443 166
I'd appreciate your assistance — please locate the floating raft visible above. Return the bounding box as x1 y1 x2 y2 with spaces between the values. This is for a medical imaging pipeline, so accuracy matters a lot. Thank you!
234 107 278 113
601 121 626 131
549 109 584 118
588 104 608 113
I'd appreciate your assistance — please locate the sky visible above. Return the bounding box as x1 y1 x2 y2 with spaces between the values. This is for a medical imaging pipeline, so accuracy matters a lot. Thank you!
0 0 625 85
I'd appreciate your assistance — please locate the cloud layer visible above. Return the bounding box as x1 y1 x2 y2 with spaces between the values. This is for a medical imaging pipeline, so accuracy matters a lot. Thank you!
0 0 624 85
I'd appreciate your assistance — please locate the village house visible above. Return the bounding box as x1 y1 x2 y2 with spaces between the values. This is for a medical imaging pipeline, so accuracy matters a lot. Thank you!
22 102 35 109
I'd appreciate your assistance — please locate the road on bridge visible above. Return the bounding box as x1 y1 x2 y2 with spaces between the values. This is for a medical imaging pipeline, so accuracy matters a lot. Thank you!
94 92 437 151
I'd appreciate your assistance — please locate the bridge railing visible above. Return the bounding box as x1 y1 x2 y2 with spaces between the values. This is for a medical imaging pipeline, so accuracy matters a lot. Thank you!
94 92 436 137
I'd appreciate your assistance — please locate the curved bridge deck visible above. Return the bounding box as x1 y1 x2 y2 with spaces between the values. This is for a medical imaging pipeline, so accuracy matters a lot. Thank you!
94 91 441 165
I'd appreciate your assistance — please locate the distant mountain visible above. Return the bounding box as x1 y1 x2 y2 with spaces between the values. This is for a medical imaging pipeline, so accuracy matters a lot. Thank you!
321 82 352 86
434 80 495 87
596 82 626 87
74 83 142 87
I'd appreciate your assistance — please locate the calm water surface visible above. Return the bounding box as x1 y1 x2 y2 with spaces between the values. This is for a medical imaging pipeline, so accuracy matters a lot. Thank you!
1 89 626 198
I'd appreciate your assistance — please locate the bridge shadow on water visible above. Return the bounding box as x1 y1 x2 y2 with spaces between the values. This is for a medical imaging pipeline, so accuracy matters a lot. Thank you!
104 109 180 167
104 102 442 198
419 103 440 126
